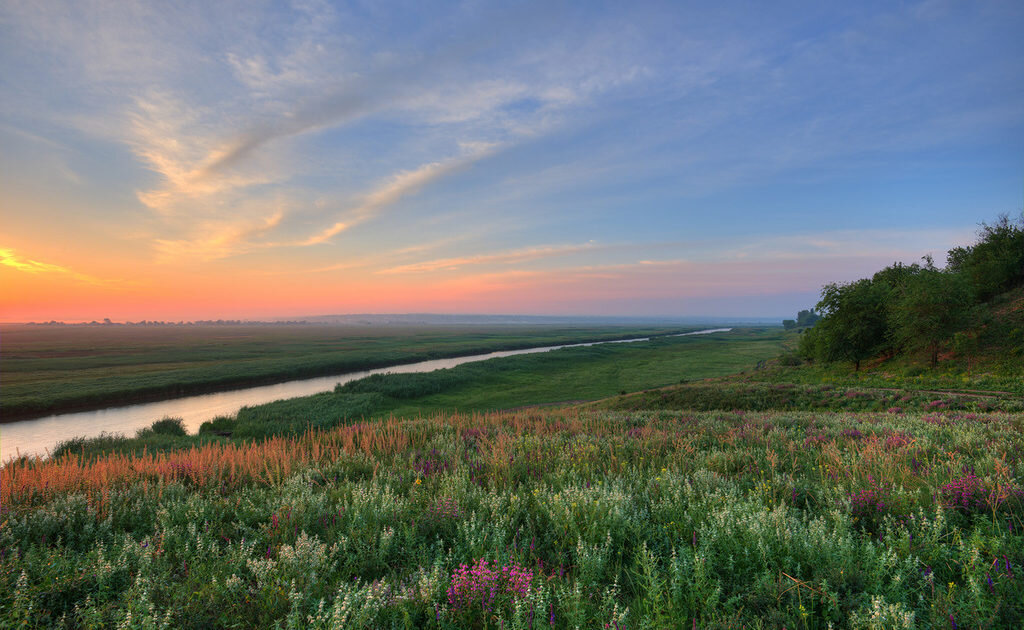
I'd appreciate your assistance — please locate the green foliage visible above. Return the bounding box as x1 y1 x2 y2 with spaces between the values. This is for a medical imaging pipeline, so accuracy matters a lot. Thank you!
197 415 238 435
803 214 1024 372
947 213 1024 301
797 309 820 327
599 379 1024 413
4 407 1023 628
337 370 472 399
137 417 187 437
800 279 888 370
783 309 819 330
51 432 132 459
889 269 977 366
232 392 386 439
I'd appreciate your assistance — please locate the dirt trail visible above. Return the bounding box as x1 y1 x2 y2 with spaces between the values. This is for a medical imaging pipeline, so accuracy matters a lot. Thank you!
863 386 1022 399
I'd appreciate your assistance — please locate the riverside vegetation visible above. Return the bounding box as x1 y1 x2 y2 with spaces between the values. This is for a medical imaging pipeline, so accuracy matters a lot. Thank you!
1 324 694 420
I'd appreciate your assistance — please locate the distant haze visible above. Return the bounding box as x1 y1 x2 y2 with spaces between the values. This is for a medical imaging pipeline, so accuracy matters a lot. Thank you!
1 2 1021 322
294 314 782 326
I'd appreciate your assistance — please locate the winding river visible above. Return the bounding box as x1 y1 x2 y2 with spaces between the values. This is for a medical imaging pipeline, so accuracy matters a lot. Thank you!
1 328 732 461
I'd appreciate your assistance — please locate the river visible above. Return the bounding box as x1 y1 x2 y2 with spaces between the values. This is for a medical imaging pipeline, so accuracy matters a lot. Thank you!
0 328 732 461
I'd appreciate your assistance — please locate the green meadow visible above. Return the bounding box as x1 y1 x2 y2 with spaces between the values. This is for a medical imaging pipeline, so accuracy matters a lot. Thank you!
3 404 1022 628
2 324 1023 628
0 324 694 421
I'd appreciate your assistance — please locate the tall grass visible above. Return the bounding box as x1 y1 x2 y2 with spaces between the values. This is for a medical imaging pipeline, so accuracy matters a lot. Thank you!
2 407 1022 627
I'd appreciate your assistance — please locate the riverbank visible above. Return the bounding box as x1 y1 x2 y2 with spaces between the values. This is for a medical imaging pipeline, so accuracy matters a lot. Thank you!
2 324 697 422
5 328 781 462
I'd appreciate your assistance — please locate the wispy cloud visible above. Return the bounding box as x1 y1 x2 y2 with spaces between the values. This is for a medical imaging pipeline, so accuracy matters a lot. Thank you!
128 91 266 214
152 209 285 262
377 242 598 274
0 247 107 285
299 145 498 246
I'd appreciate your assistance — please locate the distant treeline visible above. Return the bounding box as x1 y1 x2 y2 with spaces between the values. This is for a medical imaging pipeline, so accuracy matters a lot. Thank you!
798 213 1024 369
25 319 313 326
782 309 820 330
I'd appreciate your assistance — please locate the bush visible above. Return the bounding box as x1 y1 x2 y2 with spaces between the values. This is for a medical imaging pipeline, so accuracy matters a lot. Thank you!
136 417 187 438
50 432 130 458
198 415 238 435
778 353 803 366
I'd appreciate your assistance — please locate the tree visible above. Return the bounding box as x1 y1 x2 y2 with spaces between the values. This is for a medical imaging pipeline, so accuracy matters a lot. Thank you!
796 309 820 327
889 269 976 367
784 309 819 330
799 279 889 370
946 213 1024 301
866 261 924 355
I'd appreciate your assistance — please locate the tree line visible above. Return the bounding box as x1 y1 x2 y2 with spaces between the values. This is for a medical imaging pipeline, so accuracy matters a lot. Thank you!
797 214 1024 370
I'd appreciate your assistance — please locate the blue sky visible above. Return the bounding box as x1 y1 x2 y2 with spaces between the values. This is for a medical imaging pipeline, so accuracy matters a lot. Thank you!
1 0 1022 320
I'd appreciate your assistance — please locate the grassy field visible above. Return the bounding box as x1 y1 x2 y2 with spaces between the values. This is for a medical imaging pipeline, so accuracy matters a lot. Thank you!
38 328 786 456
226 328 785 439
597 378 1024 415
4 327 1023 627
0 324 696 421
3 404 1021 628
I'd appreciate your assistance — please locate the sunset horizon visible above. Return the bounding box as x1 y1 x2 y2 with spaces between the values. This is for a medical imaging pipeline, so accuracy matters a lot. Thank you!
3 1 1022 323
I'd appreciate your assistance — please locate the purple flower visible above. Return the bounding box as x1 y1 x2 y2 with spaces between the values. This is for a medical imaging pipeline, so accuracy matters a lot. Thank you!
446 558 534 612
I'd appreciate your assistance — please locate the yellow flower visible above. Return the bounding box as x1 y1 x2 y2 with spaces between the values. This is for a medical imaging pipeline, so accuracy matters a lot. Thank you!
414 479 422 485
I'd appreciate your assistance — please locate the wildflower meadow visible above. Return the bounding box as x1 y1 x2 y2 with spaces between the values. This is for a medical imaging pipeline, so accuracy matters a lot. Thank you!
2 403 1022 628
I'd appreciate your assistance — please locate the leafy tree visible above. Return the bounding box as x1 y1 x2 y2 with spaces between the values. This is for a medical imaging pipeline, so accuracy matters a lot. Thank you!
869 260 924 355
871 261 923 293
946 213 1024 300
784 309 819 330
889 269 976 367
799 279 889 370
796 309 820 327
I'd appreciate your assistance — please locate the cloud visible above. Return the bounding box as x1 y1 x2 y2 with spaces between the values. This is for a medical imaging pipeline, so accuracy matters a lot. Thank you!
128 90 277 214
196 78 384 178
377 242 598 274
152 209 285 262
298 145 498 246
0 247 107 285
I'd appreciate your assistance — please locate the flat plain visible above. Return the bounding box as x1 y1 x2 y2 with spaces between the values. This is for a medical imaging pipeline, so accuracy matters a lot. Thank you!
0 323 695 421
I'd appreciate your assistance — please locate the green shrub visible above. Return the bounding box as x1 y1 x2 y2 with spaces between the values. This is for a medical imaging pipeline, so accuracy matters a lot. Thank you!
141 416 187 437
50 432 130 458
198 415 238 435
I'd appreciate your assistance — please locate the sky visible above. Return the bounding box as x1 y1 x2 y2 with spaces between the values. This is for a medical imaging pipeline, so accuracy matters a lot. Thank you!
1 0 1022 322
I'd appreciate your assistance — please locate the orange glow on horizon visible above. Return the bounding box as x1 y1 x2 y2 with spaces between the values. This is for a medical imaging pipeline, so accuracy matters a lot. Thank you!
3 240 889 322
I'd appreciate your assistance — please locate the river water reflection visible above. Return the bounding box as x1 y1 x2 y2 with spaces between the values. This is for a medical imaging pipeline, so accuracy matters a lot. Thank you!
1 328 731 461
